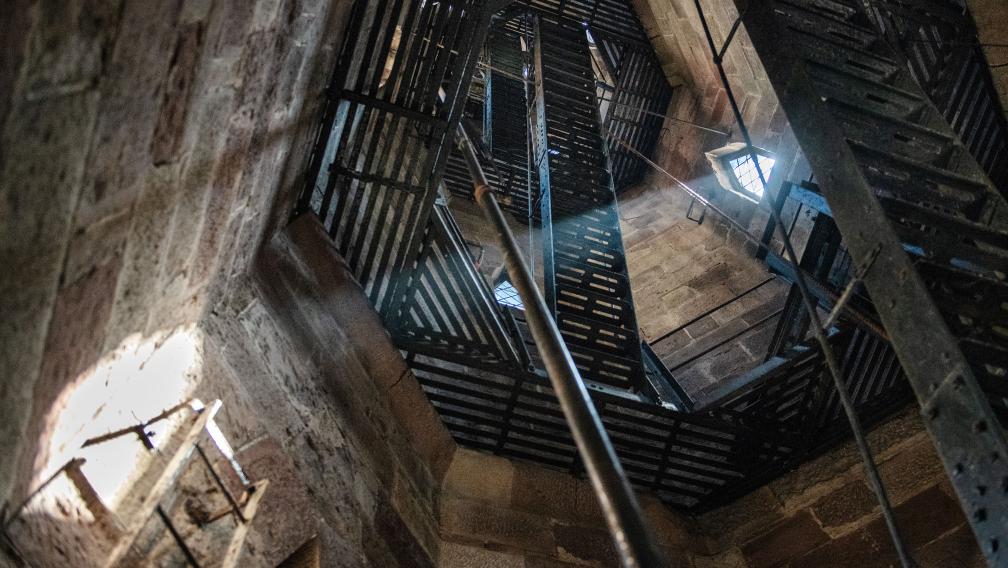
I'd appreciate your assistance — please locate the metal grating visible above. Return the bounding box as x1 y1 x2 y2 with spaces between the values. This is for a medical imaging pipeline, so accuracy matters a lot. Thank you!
734 0 1008 559
396 203 527 373
862 0 1008 195
599 40 674 190
299 0 526 371
303 0 488 314
414 327 911 511
442 20 541 222
516 0 651 44
291 0 970 520
532 17 650 393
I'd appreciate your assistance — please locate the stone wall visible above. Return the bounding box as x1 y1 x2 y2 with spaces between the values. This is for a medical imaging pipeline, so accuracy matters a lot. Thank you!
433 404 982 568
447 195 544 290
632 0 789 168
696 408 982 567
968 0 1008 118
619 179 794 399
200 216 456 566
611 0 823 398
438 448 706 567
0 0 388 564
0 0 355 507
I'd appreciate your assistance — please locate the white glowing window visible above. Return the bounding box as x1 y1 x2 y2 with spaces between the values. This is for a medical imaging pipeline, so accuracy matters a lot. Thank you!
494 280 524 310
727 153 775 199
705 143 776 204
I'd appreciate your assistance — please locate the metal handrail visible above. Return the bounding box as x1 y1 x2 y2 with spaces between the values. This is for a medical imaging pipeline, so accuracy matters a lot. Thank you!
457 123 666 568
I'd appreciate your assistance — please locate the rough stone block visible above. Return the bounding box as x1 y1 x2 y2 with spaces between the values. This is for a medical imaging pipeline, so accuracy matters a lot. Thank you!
439 542 524 568
510 460 578 522
373 498 436 568
810 481 878 532
554 524 619 566
159 88 235 299
867 486 966 554
572 478 606 527
194 335 268 449
440 495 555 555
208 2 256 56
787 525 897 568
708 342 760 379
0 0 34 127
877 436 946 505
22 258 121 489
659 545 696 568
864 409 927 459
277 215 456 480
740 510 829 568
767 446 862 513
684 315 719 340
391 471 440 561
62 208 131 289
693 548 747 568
151 22 205 166
101 164 180 346
915 524 983 568
697 487 783 549
651 330 693 359
640 494 700 550
523 556 587 568
1 90 101 504
444 448 514 505
21 0 120 100
74 0 185 230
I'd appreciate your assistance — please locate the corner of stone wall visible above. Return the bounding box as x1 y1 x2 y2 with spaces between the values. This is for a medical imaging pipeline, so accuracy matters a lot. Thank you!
437 446 707 567
189 212 462 565
694 406 983 567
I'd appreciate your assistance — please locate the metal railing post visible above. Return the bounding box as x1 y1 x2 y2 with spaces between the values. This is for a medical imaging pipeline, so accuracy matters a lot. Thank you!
457 124 666 568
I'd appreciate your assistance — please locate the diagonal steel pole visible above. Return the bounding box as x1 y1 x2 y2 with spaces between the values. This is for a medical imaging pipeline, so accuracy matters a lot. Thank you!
458 123 666 568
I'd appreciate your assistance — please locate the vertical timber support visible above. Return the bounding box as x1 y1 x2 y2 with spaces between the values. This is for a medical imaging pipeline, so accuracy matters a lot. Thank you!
734 1 1008 561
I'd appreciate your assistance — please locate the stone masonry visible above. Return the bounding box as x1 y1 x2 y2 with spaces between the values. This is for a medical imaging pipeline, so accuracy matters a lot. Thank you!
613 0 813 398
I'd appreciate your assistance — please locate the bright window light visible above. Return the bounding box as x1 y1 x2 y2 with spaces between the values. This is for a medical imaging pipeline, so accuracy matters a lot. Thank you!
728 153 775 199
494 280 523 310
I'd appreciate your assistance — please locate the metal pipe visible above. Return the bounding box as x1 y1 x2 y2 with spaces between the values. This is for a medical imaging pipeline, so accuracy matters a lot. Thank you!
457 124 665 568
691 2 916 566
